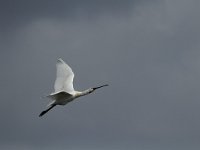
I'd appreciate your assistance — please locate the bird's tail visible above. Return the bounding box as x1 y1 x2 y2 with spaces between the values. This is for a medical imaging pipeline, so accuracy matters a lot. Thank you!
39 104 56 117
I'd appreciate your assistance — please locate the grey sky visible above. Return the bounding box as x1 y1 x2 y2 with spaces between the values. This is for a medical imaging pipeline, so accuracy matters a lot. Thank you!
0 0 200 149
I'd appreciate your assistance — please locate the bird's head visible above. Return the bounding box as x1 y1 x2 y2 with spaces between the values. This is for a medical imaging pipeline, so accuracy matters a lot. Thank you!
89 84 109 93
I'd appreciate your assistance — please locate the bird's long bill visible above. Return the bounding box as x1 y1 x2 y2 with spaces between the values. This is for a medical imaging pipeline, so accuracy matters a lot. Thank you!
93 84 109 90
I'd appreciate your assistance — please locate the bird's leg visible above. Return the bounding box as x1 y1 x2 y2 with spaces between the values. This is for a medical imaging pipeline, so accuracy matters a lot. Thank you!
39 104 56 117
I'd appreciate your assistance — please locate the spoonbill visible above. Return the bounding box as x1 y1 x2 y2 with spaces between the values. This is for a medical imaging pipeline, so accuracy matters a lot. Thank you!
39 58 108 117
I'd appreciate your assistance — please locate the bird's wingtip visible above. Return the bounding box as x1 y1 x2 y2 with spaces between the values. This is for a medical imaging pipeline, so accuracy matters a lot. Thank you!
57 58 65 64
57 58 63 62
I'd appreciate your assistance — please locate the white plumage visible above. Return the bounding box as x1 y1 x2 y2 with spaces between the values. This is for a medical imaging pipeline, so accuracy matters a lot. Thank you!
54 58 74 94
39 58 108 117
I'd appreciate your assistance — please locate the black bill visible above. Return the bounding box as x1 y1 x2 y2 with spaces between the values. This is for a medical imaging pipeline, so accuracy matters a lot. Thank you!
92 84 109 90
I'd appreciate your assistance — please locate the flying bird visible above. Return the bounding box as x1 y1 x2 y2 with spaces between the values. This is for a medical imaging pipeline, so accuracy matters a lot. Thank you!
39 58 108 117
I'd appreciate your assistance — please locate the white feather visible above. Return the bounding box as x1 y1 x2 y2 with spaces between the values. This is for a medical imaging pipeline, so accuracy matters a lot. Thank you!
39 58 108 117
54 58 75 94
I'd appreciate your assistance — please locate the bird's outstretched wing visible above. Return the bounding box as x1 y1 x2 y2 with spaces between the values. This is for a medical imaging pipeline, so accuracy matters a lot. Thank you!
54 58 75 94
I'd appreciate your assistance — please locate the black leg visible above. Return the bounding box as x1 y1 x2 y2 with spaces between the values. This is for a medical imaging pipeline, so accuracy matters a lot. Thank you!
39 104 56 117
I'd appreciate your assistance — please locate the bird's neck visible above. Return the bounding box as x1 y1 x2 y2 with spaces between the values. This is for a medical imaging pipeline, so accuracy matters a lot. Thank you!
75 89 90 98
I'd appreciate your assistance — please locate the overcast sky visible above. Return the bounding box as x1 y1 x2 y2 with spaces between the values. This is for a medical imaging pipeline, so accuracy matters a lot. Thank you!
1 0 200 149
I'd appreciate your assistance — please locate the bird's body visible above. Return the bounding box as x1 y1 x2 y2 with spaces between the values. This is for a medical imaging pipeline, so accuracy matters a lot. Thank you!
39 58 108 117
47 91 74 105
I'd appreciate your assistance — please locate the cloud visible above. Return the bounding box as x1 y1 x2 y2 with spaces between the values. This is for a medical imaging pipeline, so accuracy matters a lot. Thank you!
0 0 144 33
1 0 200 149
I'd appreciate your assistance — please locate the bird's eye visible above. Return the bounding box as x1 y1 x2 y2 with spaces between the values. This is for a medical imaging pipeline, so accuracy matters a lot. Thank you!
89 89 94 93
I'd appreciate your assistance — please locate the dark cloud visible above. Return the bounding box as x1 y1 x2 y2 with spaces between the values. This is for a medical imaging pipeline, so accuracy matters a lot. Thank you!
0 0 200 149
0 0 143 32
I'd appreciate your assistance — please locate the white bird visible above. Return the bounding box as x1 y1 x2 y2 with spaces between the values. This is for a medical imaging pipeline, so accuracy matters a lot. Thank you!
39 58 108 117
